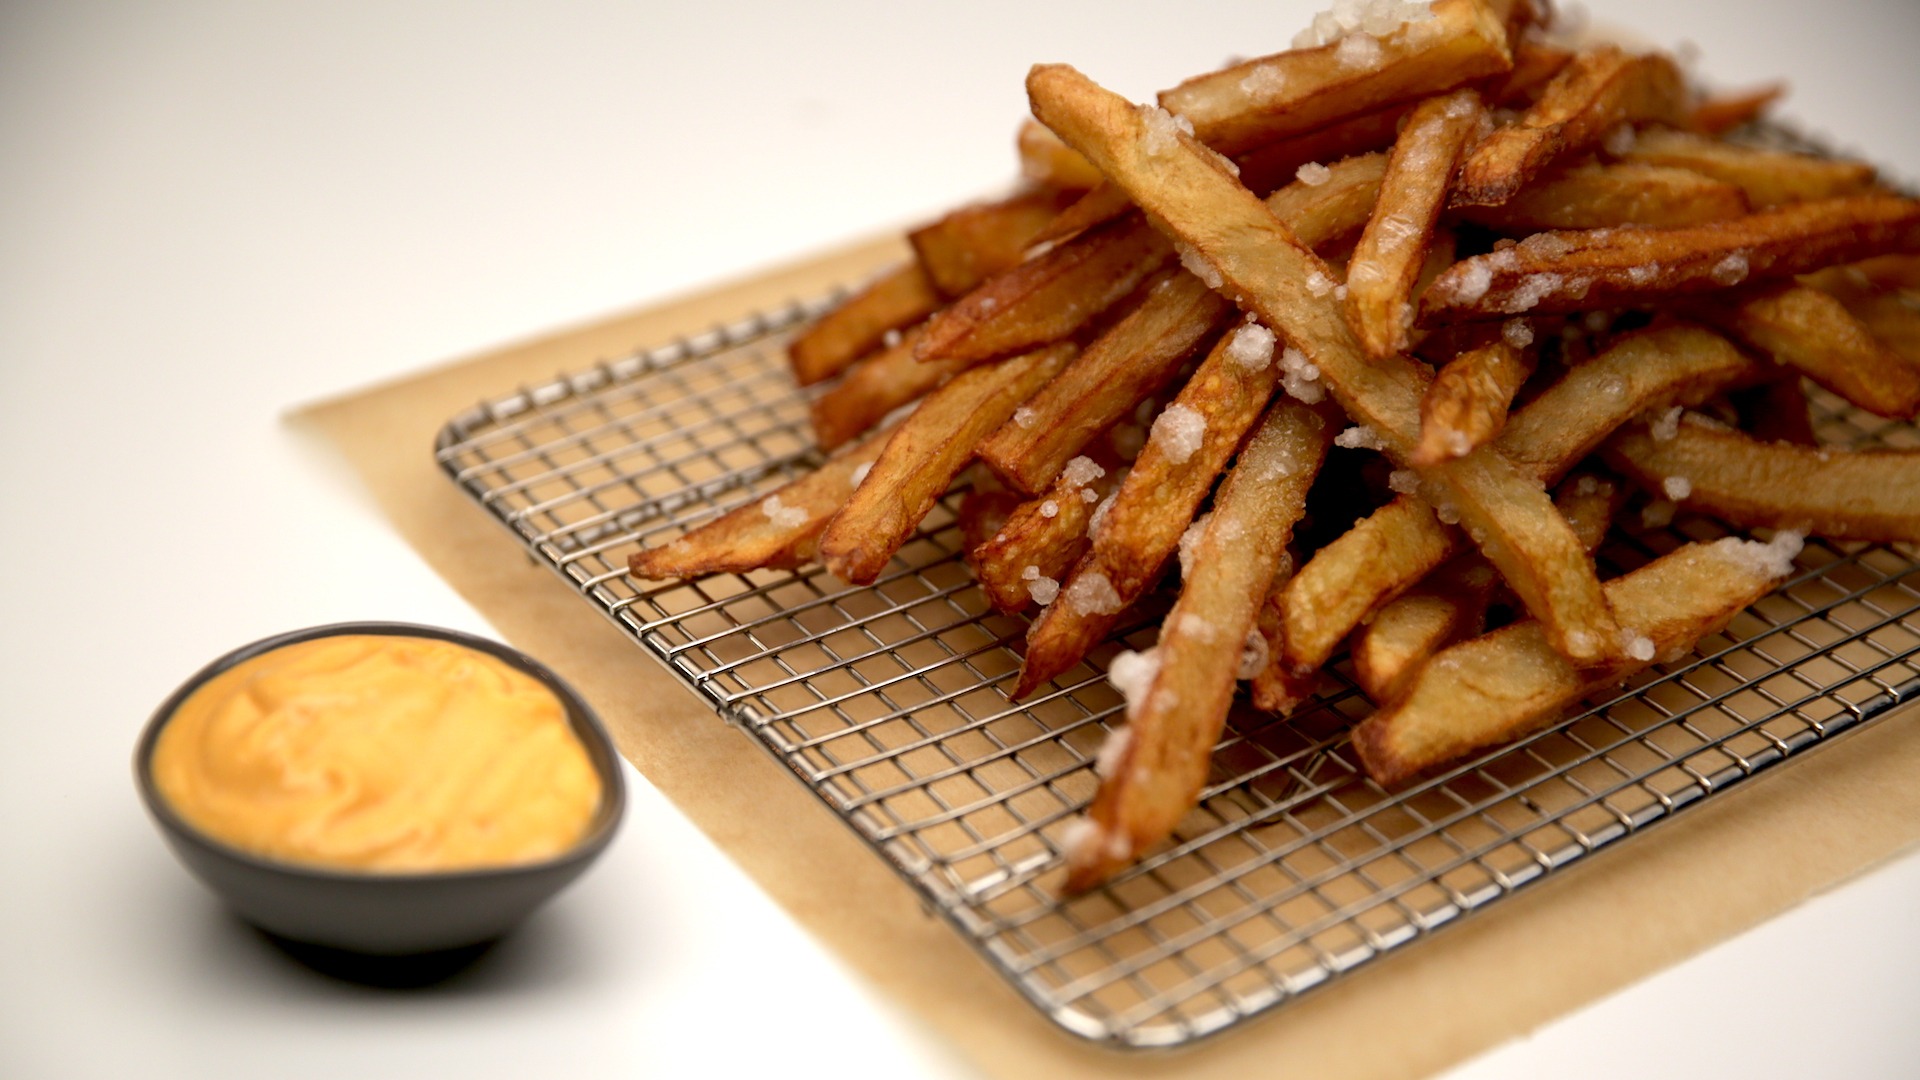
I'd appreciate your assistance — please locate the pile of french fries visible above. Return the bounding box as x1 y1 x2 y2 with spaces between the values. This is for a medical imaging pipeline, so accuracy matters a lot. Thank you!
631 0 1920 891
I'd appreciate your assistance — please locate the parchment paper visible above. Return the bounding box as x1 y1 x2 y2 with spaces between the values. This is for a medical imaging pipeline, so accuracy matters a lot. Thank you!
293 237 1920 1080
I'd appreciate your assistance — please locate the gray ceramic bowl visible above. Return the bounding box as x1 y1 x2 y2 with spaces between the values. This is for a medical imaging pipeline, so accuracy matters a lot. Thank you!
135 622 625 957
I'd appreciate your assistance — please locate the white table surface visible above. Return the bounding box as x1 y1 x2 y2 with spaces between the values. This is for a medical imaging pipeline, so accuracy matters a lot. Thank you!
4 2 1917 1076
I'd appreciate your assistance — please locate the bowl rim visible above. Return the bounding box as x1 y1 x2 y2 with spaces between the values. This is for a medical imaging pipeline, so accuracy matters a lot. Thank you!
134 620 626 885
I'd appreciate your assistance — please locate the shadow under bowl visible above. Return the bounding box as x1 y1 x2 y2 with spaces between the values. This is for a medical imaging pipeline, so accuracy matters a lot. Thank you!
135 621 625 957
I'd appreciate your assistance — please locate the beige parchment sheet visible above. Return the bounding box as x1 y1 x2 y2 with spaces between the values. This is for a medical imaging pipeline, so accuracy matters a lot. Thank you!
293 236 1920 1080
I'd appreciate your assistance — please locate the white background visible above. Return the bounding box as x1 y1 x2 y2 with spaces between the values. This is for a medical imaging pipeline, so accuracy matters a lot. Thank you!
4 1 1918 1077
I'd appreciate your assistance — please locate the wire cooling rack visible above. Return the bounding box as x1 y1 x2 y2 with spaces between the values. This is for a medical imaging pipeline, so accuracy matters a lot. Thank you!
435 299 1920 1049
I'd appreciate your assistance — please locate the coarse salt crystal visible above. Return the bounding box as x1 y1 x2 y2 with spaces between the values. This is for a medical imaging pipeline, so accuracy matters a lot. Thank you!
1443 429 1472 458
1333 284 1348 300
1388 468 1421 494
1040 500 1059 518
882 327 902 349
1575 474 1600 496
1305 269 1337 297
1296 161 1333 186
1139 105 1194 156
1176 240 1224 289
1279 345 1325 403
1710 252 1750 285
1108 646 1161 710
1641 499 1677 528
1027 575 1061 605
1061 455 1105 488
1710 529 1804 579
1081 487 1100 504
1178 513 1212 578
761 494 809 529
1225 321 1277 370
1065 570 1125 615
1603 124 1636 156
1503 273 1563 313
1090 490 1119 532
1021 564 1040 580
1623 632 1656 662
1239 63 1287 97
1013 406 1037 429
1662 475 1692 500
1648 405 1683 441
1151 403 1208 464
1335 425 1388 451
1060 818 1105 865
1519 232 1574 259
1627 262 1661 285
1451 261 1493 304
1334 31 1382 68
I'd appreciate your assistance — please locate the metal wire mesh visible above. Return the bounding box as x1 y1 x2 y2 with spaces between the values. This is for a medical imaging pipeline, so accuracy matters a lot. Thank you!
435 299 1920 1049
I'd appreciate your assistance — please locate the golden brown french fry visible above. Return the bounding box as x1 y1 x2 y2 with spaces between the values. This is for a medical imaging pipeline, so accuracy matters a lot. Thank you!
970 455 1123 613
1346 88 1484 360
809 323 964 451
1157 0 1512 157
1454 46 1689 207
628 425 895 579
819 343 1076 585
1349 469 1621 703
1688 83 1785 136
1062 399 1332 891
1251 585 1324 714
1421 195 1920 322
1693 282 1920 418
1412 337 1532 465
1030 182 1137 247
1281 325 1762 673
1604 417 1920 542
1017 119 1105 190
909 187 1076 298
1029 61 1623 665
1485 35 1573 106
1619 128 1878 209
789 262 942 386
1799 260 1920 368
1231 103 1410 197
977 268 1230 494
1353 531 1804 785
915 214 1171 366
1455 162 1750 231
1351 555 1500 703
1013 324 1285 698
981 153 1389 495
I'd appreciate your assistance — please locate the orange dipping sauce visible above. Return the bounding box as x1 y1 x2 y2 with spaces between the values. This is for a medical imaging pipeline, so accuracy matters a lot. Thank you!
150 635 600 873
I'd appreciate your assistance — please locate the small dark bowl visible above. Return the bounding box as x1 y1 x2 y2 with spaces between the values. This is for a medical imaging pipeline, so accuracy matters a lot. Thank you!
135 622 625 956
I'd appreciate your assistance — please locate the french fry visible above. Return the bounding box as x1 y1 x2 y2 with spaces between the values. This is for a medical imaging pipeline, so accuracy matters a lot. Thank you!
1800 259 1920 367
982 153 1389 494
1062 399 1332 890
628 424 895 579
977 268 1231 494
909 187 1077 298
1353 531 1804 786
1412 336 1532 466
1618 128 1878 209
1251 584 1323 714
1157 0 1512 157
1421 195 1920 323
819 342 1076 584
789 262 942 386
1013 324 1285 698
1345 88 1485 359
809 323 964 451
1281 325 1762 673
1604 417 1920 542
1029 61 1623 665
915 214 1171 366
971 456 1124 613
1486 35 1573 106
1350 554 1501 703
1454 46 1689 207
1688 83 1785 136
1455 162 1750 231
1554 471 1629 552
1693 282 1920 418
1017 119 1104 190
